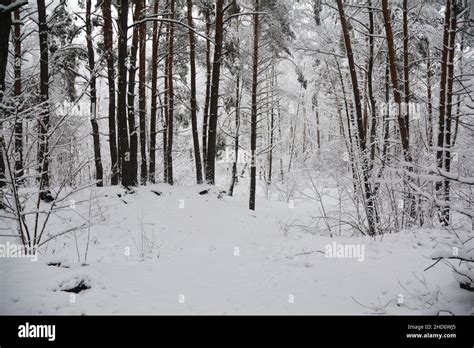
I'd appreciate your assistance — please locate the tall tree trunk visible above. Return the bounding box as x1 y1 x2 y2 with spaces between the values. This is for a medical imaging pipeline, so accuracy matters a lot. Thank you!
313 95 321 151
0 0 13 209
187 0 203 184
149 0 161 184
268 66 275 184
249 0 259 211
86 0 104 187
452 24 464 147
101 0 119 185
426 40 433 147
368 0 377 164
381 0 411 159
205 0 225 184
382 0 416 225
163 22 169 183
402 0 410 138
276 74 284 182
312 0 321 26
436 0 452 224
127 0 142 186
336 0 376 235
442 0 458 225
138 0 147 185
166 0 175 185
229 73 240 197
37 0 51 200
117 0 132 187
202 9 212 177
382 55 391 165
336 59 358 197
14 8 23 184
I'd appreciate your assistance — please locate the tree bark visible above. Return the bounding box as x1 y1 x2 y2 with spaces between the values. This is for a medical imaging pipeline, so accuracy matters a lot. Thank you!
163 22 169 183
402 0 410 138
426 40 433 147
205 0 225 184
381 0 411 160
436 0 452 224
101 0 119 185
117 0 133 187
268 67 275 184
249 0 259 211
442 0 458 225
86 0 104 187
186 0 203 184
138 0 147 185
37 0 51 200
336 0 376 235
127 0 142 186
166 0 175 185
202 8 212 177
368 0 377 164
0 0 12 208
13 8 23 184
149 0 161 184
229 72 240 196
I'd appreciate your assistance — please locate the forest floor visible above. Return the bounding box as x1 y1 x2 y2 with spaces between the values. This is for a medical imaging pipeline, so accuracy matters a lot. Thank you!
0 182 472 315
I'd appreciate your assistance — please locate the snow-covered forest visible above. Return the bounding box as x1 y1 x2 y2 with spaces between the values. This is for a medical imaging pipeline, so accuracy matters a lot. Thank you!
0 0 473 315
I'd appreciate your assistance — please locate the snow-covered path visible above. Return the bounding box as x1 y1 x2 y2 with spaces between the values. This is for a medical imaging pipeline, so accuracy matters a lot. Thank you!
1 185 472 315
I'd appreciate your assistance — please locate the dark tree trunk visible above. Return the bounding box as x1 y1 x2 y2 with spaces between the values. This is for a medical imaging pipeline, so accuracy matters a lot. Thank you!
117 0 133 187
166 0 175 185
0 0 12 208
278 107 284 181
163 22 169 183
0 0 11 91
336 59 358 197
14 8 23 184
37 0 51 200
382 55 391 165
229 73 240 197
313 95 321 151
149 0 161 184
187 0 203 184
138 0 147 185
382 0 415 224
336 0 376 235
205 0 225 184
368 0 377 164
86 0 104 187
381 0 411 160
452 17 465 147
442 0 458 225
312 0 321 26
436 0 452 224
249 0 259 211
202 9 212 177
268 67 275 184
426 40 433 147
127 0 142 186
402 0 410 138
101 0 119 185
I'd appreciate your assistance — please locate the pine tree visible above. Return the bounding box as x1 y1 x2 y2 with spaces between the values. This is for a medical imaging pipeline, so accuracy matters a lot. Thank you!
187 0 203 184
86 0 104 187
101 0 119 185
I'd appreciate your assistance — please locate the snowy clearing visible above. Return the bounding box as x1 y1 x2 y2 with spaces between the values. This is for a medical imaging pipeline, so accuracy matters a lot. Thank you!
1 184 472 315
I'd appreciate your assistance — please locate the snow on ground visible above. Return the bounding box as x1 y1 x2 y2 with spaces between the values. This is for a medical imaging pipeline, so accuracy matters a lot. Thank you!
0 183 472 315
